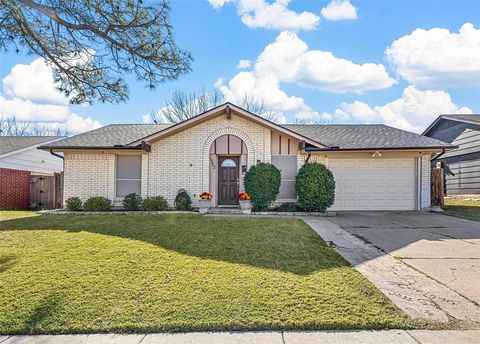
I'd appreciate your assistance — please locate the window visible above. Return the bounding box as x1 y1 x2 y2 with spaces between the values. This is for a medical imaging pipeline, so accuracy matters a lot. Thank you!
221 159 237 167
272 156 297 200
116 155 142 197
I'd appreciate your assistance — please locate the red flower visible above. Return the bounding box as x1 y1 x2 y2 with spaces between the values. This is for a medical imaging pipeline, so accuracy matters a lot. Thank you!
200 192 213 200
238 192 251 201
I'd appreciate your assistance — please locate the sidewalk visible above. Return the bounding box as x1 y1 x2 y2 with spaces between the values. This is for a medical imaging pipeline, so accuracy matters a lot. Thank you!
1 330 479 343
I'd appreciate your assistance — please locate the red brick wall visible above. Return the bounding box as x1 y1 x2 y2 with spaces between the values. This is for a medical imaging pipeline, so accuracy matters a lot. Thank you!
0 168 31 209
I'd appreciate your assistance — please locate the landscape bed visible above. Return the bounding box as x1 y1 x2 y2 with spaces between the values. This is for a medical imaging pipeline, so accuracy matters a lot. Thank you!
0 211 410 334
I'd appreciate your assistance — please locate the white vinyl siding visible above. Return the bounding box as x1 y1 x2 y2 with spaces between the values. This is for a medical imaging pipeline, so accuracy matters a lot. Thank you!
116 155 142 197
272 155 297 200
328 158 416 210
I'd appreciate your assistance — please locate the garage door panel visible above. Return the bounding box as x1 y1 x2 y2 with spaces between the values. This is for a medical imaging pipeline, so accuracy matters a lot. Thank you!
329 158 416 211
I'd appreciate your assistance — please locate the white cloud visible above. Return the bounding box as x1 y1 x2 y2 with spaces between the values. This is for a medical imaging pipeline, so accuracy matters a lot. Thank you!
217 31 395 122
254 32 395 93
1 58 101 134
386 23 480 89
333 86 472 132
2 58 68 105
321 0 357 21
237 59 252 69
207 0 234 9
142 114 153 124
208 0 320 31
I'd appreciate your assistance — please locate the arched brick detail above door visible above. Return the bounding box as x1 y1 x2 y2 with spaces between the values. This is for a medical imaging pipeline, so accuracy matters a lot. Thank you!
202 127 256 191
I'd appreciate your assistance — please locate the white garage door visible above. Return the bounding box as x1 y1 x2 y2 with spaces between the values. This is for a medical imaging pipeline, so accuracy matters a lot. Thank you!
328 158 416 211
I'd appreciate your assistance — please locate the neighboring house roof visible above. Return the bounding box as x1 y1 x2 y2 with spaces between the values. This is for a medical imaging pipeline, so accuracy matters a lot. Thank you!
0 136 64 156
283 124 455 151
39 103 454 152
423 114 480 135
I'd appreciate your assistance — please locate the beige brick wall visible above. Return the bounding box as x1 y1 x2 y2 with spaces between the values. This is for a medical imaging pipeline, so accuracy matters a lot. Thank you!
63 153 115 203
421 154 431 209
62 114 271 207
146 113 271 206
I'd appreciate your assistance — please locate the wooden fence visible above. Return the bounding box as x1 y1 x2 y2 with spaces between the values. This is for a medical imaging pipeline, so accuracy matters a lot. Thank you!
431 167 444 207
30 172 63 210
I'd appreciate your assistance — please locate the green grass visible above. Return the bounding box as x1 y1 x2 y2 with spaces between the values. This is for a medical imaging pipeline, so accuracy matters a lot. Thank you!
0 212 410 334
443 197 480 222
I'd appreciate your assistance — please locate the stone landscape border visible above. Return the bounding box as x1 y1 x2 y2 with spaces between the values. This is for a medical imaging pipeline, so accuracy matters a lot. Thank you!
41 209 336 216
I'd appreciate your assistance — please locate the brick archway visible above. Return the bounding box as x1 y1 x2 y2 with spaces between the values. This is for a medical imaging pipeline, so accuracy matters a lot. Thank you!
202 127 256 192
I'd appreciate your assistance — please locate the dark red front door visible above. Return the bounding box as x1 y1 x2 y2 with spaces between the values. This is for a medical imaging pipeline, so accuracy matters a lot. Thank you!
218 156 239 206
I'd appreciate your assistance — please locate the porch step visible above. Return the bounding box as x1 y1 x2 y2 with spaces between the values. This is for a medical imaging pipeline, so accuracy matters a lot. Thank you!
207 207 242 215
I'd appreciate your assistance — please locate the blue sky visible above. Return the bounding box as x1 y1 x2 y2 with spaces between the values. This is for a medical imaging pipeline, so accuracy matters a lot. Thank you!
1 0 479 134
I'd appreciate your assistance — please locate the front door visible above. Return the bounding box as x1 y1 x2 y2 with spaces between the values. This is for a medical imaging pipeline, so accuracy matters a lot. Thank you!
218 156 239 206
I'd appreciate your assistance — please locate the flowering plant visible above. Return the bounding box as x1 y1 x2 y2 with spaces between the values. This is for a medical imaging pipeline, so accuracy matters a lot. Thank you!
199 192 213 200
238 192 251 201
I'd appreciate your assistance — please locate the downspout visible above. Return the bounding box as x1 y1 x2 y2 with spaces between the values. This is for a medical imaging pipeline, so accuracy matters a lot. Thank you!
305 152 311 163
431 149 446 162
49 149 64 160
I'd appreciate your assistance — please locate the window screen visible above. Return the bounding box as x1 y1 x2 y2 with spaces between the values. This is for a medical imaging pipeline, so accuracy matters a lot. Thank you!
116 155 142 197
272 155 297 200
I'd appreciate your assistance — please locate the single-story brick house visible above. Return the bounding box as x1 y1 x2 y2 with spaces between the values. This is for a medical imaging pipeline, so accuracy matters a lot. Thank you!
0 136 64 209
39 103 454 211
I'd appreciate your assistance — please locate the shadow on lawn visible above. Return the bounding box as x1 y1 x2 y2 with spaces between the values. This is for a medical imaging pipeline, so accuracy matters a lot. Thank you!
0 214 348 275
0 254 18 273
22 294 62 334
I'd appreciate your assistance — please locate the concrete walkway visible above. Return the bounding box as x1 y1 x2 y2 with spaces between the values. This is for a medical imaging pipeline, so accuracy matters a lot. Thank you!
1 330 479 344
302 217 480 325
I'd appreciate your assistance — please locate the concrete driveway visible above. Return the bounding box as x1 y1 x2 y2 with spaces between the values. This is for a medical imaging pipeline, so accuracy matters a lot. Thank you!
328 212 480 305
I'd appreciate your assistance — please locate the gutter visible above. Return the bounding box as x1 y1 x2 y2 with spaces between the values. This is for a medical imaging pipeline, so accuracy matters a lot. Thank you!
305 145 458 152
39 145 149 152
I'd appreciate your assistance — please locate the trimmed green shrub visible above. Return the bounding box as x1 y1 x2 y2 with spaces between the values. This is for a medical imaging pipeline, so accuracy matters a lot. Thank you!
174 189 191 210
122 193 142 211
65 197 82 211
296 162 335 212
244 162 281 209
274 202 301 212
140 196 168 211
83 196 112 212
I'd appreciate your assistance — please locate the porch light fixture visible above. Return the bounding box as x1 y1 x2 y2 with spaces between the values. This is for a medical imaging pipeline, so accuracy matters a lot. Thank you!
372 151 382 158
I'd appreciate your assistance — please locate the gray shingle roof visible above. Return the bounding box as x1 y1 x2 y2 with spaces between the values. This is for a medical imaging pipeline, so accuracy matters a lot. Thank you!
282 124 454 150
0 136 64 155
40 122 453 151
42 124 171 148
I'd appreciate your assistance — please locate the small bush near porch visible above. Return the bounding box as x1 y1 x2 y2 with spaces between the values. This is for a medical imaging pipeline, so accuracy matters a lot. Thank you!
0 212 409 334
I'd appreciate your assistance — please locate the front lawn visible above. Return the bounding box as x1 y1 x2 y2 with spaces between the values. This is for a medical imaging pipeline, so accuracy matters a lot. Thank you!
443 197 480 222
0 212 409 334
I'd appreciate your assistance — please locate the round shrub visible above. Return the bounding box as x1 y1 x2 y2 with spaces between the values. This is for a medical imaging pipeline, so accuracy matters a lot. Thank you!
122 193 142 211
244 162 281 209
65 197 82 211
174 189 192 210
140 196 168 211
296 162 335 212
83 196 112 212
